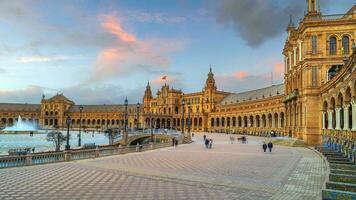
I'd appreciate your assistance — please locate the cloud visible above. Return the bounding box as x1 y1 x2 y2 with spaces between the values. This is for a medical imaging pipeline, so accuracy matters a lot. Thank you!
0 86 43 103
214 0 305 47
17 55 74 63
126 11 186 24
0 68 5 74
233 71 247 79
88 13 187 82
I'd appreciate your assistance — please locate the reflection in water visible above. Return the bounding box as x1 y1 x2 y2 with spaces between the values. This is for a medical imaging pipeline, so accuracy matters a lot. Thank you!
0 131 113 155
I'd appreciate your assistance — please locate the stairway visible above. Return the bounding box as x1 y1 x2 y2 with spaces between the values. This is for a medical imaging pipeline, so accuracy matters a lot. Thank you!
316 146 356 200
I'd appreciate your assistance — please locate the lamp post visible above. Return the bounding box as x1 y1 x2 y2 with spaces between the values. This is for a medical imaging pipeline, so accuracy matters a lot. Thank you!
65 116 71 150
78 105 83 147
136 102 140 131
188 101 191 139
181 97 185 138
124 97 128 145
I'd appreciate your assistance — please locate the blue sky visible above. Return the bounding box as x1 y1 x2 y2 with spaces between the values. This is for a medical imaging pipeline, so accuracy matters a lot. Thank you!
0 0 354 104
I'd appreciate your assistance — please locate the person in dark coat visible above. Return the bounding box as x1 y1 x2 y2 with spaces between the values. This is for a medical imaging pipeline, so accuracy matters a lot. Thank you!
205 138 209 148
262 142 267 152
267 141 273 152
172 138 175 146
175 139 178 147
203 134 206 141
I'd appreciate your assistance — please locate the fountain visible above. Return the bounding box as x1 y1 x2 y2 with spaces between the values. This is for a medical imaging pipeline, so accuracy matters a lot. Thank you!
1 116 38 134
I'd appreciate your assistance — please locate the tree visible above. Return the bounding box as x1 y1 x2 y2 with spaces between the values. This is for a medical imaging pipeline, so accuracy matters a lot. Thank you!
104 128 121 145
46 131 67 151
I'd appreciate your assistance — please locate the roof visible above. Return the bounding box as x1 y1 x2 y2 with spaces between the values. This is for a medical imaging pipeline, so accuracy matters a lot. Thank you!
67 104 139 113
0 103 40 112
220 84 284 105
47 94 74 104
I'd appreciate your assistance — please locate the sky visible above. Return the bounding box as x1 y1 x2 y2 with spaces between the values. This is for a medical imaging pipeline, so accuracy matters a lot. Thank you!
0 0 354 104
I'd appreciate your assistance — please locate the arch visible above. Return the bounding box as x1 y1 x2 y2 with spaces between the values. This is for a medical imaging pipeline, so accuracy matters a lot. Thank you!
199 117 202 127
262 114 266 128
173 118 176 127
330 97 336 129
323 100 329 129
194 118 198 127
232 117 236 127
342 35 350 54
329 36 337 55
87 119 91 125
97 119 100 126
238 116 242 127
156 118 161 128
249 116 254 127
345 87 352 130
274 113 278 128
211 118 215 127
256 115 260 127
221 117 225 127
227 117 230 127
243 116 247 127
45 118 48 126
216 118 220 127
280 112 285 128
268 114 272 127
92 119 96 125
337 93 344 129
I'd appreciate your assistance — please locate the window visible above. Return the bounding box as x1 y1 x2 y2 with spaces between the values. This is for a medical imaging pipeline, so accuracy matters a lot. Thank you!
311 36 317 54
329 37 337 55
342 36 349 54
312 67 317 87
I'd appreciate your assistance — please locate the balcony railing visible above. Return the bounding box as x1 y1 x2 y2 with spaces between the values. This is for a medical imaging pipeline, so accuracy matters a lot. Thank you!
283 89 299 103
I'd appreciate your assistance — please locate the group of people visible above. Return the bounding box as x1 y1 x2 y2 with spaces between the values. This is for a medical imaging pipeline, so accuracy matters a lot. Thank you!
203 135 213 149
262 141 273 152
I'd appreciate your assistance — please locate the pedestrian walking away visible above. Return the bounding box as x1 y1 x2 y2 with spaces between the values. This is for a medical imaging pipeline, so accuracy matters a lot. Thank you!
175 139 178 147
203 134 206 141
172 138 175 147
262 142 267 152
268 141 273 152
209 139 213 149
205 138 209 148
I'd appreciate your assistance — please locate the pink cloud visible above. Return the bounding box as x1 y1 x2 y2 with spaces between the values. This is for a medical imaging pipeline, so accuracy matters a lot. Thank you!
273 61 284 78
100 14 136 43
89 13 187 82
233 71 247 79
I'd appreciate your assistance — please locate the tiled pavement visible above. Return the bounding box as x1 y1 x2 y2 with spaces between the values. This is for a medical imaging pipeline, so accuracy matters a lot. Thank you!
0 133 327 200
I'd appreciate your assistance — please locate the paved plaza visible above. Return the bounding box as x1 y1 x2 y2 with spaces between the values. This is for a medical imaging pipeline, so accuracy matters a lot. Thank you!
0 133 327 200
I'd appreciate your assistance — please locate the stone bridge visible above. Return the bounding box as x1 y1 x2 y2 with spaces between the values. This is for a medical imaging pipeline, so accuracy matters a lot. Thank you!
115 134 175 146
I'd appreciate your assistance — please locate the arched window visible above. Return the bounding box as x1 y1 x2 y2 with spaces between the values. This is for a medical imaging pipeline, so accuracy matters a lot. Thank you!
342 36 349 54
329 37 337 55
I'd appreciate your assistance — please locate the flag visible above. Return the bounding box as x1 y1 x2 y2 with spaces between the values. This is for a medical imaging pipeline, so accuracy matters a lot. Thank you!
161 75 167 80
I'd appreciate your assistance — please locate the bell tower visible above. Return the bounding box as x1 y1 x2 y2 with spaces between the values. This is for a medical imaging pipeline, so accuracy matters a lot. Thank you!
203 66 217 113
143 81 153 113
307 0 318 14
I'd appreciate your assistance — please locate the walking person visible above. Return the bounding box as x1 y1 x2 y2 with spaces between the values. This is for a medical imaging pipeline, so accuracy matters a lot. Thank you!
175 139 178 147
209 139 213 149
172 138 175 147
205 138 209 148
203 134 206 141
262 142 267 152
268 141 273 152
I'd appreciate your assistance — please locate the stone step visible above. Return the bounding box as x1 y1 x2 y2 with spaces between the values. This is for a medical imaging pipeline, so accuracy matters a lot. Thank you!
326 181 356 193
328 157 351 162
329 174 356 184
329 160 354 165
330 163 356 171
331 169 356 175
322 189 356 200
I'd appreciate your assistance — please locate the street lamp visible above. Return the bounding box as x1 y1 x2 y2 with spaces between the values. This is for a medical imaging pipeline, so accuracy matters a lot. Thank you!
136 102 140 131
188 101 191 137
124 97 128 145
78 105 83 147
181 97 185 136
65 116 71 150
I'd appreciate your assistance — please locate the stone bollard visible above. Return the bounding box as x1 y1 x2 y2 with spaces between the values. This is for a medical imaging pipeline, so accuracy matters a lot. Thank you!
25 155 32 166
64 151 72 161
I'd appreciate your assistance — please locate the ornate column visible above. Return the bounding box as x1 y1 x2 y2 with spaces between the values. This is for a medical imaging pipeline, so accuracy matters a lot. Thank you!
322 112 326 129
298 40 302 61
293 47 297 66
271 115 275 128
288 52 292 70
335 107 341 130
278 116 282 128
266 116 270 128
328 110 333 130
352 101 356 131
343 104 350 130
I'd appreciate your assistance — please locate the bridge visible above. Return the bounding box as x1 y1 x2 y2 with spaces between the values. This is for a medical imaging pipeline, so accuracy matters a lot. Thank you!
115 133 177 146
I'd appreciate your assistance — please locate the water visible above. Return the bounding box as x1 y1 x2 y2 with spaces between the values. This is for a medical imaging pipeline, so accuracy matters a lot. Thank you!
3 116 37 131
0 131 113 155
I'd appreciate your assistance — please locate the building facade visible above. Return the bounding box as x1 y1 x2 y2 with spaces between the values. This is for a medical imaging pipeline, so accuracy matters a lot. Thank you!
0 1 355 145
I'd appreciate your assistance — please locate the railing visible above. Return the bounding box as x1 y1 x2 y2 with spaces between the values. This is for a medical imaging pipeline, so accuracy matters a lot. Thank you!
0 142 173 169
283 89 299 103
306 13 354 22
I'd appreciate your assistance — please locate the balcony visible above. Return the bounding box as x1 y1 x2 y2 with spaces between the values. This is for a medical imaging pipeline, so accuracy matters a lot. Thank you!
283 89 299 103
